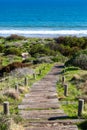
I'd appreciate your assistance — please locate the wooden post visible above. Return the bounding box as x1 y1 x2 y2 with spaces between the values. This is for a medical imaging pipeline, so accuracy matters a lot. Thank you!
24 77 28 86
15 83 19 92
33 73 36 80
64 84 68 96
3 101 10 115
62 76 65 85
78 99 84 117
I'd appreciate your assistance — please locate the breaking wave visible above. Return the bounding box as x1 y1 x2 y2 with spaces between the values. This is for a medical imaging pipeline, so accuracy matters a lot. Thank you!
0 29 87 37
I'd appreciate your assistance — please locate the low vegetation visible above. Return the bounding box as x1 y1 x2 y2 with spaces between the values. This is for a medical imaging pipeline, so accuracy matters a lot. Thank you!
0 35 87 129
0 35 87 69
0 63 53 130
0 115 24 130
65 49 87 70
78 120 87 130
57 66 87 129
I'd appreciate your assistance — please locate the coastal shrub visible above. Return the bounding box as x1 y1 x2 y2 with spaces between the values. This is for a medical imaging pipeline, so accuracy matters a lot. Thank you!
10 67 34 78
29 43 56 57
57 44 80 56
0 56 3 67
33 56 53 64
51 55 67 63
4 89 19 99
0 44 5 53
54 36 87 56
1 36 87 64
0 62 32 76
4 47 21 56
0 116 10 130
10 55 22 62
30 44 44 55
6 34 26 41
0 36 5 39
45 48 57 56
22 57 35 63
2 55 22 65
65 50 87 69
55 36 86 48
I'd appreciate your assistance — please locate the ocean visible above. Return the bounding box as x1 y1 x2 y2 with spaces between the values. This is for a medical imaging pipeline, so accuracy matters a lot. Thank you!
0 0 87 37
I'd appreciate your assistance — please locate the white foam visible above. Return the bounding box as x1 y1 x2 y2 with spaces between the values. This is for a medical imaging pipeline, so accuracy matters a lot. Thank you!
0 29 87 36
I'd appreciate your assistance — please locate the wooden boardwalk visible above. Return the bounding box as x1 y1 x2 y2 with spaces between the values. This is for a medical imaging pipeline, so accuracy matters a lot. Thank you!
18 65 78 130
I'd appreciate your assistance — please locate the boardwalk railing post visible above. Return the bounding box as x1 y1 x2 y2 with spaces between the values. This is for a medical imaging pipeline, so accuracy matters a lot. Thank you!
24 77 28 86
62 76 65 85
15 83 19 93
3 101 10 115
78 99 84 117
64 84 68 96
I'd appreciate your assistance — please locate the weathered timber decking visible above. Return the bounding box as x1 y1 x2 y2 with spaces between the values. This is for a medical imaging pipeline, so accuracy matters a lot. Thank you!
18 65 78 130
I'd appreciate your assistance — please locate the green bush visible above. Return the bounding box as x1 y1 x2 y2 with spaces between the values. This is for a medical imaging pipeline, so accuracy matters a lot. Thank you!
29 43 57 57
4 47 21 56
53 36 87 56
5 34 26 41
51 53 67 63
33 56 53 64
30 44 45 56
0 116 10 130
65 49 87 69
0 44 5 53
22 57 35 63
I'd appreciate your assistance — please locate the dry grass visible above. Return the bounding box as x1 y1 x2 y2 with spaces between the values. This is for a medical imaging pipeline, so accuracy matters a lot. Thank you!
10 120 24 130
0 117 24 130
69 72 87 103
78 80 87 102
19 87 29 94
4 89 19 100
80 80 87 90
71 74 81 81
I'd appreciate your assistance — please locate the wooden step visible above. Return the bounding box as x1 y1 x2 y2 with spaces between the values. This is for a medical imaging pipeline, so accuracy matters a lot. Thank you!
24 125 78 130
22 98 58 104
19 109 66 119
18 103 60 110
25 93 57 98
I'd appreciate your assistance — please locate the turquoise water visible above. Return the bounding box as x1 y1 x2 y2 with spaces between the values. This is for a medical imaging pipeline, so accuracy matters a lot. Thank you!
0 0 87 37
